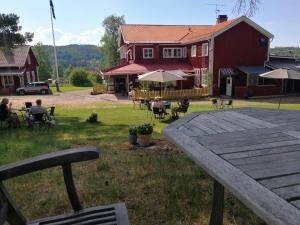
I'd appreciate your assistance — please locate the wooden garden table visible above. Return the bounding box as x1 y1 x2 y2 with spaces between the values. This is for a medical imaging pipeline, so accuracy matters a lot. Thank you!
163 108 300 225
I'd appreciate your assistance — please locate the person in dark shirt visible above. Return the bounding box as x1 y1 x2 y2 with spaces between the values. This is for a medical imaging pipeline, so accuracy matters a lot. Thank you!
0 98 19 128
172 96 190 118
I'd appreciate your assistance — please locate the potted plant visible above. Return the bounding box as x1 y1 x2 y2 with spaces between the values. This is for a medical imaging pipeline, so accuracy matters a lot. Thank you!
137 123 154 147
129 126 138 145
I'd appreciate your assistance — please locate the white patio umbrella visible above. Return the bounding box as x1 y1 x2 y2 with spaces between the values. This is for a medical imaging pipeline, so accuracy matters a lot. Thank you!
138 70 185 96
259 68 300 109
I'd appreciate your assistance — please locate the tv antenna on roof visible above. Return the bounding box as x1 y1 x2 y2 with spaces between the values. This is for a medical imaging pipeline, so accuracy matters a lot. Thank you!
206 3 225 18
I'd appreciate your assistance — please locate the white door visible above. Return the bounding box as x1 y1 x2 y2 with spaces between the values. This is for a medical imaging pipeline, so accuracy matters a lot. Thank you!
226 77 232 96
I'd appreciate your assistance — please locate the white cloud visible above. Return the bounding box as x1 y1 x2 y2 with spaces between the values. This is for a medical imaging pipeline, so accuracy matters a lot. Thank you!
32 26 104 46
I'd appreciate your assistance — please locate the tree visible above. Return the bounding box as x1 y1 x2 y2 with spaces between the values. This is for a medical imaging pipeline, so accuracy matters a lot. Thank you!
70 68 92 87
0 13 33 51
100 15 125 68
33 42 52 81
233 0 260 17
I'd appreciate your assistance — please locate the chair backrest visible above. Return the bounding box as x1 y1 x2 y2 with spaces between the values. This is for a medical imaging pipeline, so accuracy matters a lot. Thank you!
33 113 45 122
0 182 26 225
49 106 55 116
25 102 32 109
180 104 189 113
152 107 161 115
212 99 218 104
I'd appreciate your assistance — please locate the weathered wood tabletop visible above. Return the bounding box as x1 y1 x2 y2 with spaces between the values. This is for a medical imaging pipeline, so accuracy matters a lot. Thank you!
163 108 300 225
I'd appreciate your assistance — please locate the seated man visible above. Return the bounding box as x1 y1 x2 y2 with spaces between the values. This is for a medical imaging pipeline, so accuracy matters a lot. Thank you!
26 99 48 127
0 98 20 128
172 96 190 118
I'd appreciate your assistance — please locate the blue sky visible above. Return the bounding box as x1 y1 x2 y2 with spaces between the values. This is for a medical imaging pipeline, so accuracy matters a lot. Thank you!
2 0 299 47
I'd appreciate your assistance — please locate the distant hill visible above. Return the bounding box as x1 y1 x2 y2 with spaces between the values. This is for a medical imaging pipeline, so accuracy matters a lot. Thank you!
34 44 104 70
271 47 300 58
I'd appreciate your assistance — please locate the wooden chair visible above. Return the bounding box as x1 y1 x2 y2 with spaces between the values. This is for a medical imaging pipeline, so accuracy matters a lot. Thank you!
177 104 189 117
0 146 130 225
211 99 219 109
224 100 233 108
48 106 56 120
152 107 165 120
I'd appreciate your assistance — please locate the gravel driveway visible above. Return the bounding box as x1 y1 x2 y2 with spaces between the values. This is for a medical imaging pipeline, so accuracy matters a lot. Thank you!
4 89 131 108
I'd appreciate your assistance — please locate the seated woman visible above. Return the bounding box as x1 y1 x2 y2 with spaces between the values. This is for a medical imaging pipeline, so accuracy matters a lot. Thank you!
151 97 167 115
0 98 20 128
172 96 190 118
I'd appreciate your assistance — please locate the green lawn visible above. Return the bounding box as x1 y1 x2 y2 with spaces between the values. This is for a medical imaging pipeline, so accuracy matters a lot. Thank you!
1 101 299 225
50 85 92 93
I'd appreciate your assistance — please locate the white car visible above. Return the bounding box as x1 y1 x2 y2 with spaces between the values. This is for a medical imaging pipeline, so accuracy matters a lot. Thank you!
16 82 50 95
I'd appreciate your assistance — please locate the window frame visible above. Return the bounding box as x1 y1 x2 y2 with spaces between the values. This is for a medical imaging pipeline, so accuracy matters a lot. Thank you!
26 71 31 84
143 48 154 59
201 68 208 86
163 48 183 58
194 68 201 87
191 45 197 57
202 43 209 57
1 76 14 87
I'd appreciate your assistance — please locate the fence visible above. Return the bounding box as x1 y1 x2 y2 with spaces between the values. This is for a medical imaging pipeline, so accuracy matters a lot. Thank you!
131 87 209 100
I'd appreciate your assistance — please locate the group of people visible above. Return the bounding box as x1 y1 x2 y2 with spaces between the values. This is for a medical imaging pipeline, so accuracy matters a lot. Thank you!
0 98 50 128
150 96 190 119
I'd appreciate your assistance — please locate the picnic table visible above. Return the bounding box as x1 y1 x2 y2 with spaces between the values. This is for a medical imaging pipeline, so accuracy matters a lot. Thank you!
163 108 300 225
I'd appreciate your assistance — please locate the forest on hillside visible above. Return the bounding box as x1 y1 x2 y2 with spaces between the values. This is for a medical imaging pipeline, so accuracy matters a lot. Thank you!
33 44 104 70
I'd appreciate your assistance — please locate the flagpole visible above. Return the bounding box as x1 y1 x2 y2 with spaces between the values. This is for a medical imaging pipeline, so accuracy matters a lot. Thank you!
49 2 60 92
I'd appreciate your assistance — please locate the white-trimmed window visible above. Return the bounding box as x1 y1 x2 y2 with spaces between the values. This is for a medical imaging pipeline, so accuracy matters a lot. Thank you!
1 76 14 87
201 68 208 86
26 71 31 83
163 48 172 58
173 48 182 58
202 43 209 56
143 48 154 59
27 56 31 65
191 45 197 57
163 48 183 58
120 46 127 59
194 68 201 87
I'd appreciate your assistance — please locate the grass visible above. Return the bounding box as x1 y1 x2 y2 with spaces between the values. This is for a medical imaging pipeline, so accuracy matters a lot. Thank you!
50 85 92 93
1 100 300 225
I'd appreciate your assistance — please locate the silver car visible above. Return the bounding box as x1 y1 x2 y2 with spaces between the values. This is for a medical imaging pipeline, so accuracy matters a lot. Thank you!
17 82 50 95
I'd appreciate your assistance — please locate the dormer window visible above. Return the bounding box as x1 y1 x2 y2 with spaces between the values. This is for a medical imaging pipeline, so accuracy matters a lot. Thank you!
202 43 209 56
143 48 154 59
191 45 196 57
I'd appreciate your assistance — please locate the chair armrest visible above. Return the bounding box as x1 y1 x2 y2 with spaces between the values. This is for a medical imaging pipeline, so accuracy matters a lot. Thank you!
0 146 99 180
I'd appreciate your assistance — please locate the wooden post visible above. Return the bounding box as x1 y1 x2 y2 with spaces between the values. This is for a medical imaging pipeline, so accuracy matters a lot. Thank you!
209 180 224 225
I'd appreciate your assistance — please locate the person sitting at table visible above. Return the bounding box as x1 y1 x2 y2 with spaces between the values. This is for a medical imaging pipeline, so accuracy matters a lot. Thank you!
172 96 190 118
151 97 167 115
26 99 48 126
0 98 20 128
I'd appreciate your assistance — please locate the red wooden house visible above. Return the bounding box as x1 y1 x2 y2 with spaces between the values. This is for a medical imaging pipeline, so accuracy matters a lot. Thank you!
101 15 279 97
0 46 39 94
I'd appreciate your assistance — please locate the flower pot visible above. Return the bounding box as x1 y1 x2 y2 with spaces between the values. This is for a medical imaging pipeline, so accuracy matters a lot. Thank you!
138 134 152 147
129 134 137 145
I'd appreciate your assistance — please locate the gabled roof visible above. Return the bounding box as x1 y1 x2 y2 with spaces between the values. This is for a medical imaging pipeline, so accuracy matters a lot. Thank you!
120 16 273 45
0 45 31 68
101 62 194 76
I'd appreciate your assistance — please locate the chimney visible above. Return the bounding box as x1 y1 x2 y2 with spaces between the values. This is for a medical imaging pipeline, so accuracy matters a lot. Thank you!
217 15 228 24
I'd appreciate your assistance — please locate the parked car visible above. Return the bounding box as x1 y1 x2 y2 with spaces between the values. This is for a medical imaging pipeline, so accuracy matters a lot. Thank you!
16 82 50 95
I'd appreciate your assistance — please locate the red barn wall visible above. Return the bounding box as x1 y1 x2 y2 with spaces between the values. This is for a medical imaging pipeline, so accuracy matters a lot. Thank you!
213 21 269 95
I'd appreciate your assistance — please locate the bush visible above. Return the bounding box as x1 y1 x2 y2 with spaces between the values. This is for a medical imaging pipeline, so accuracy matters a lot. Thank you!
88 73 103 84
70 68 92 87
86 113 98 123
137 123 154 135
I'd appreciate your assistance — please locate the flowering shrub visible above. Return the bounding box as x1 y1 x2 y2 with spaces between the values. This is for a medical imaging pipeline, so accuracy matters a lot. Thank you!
137 123 154 135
